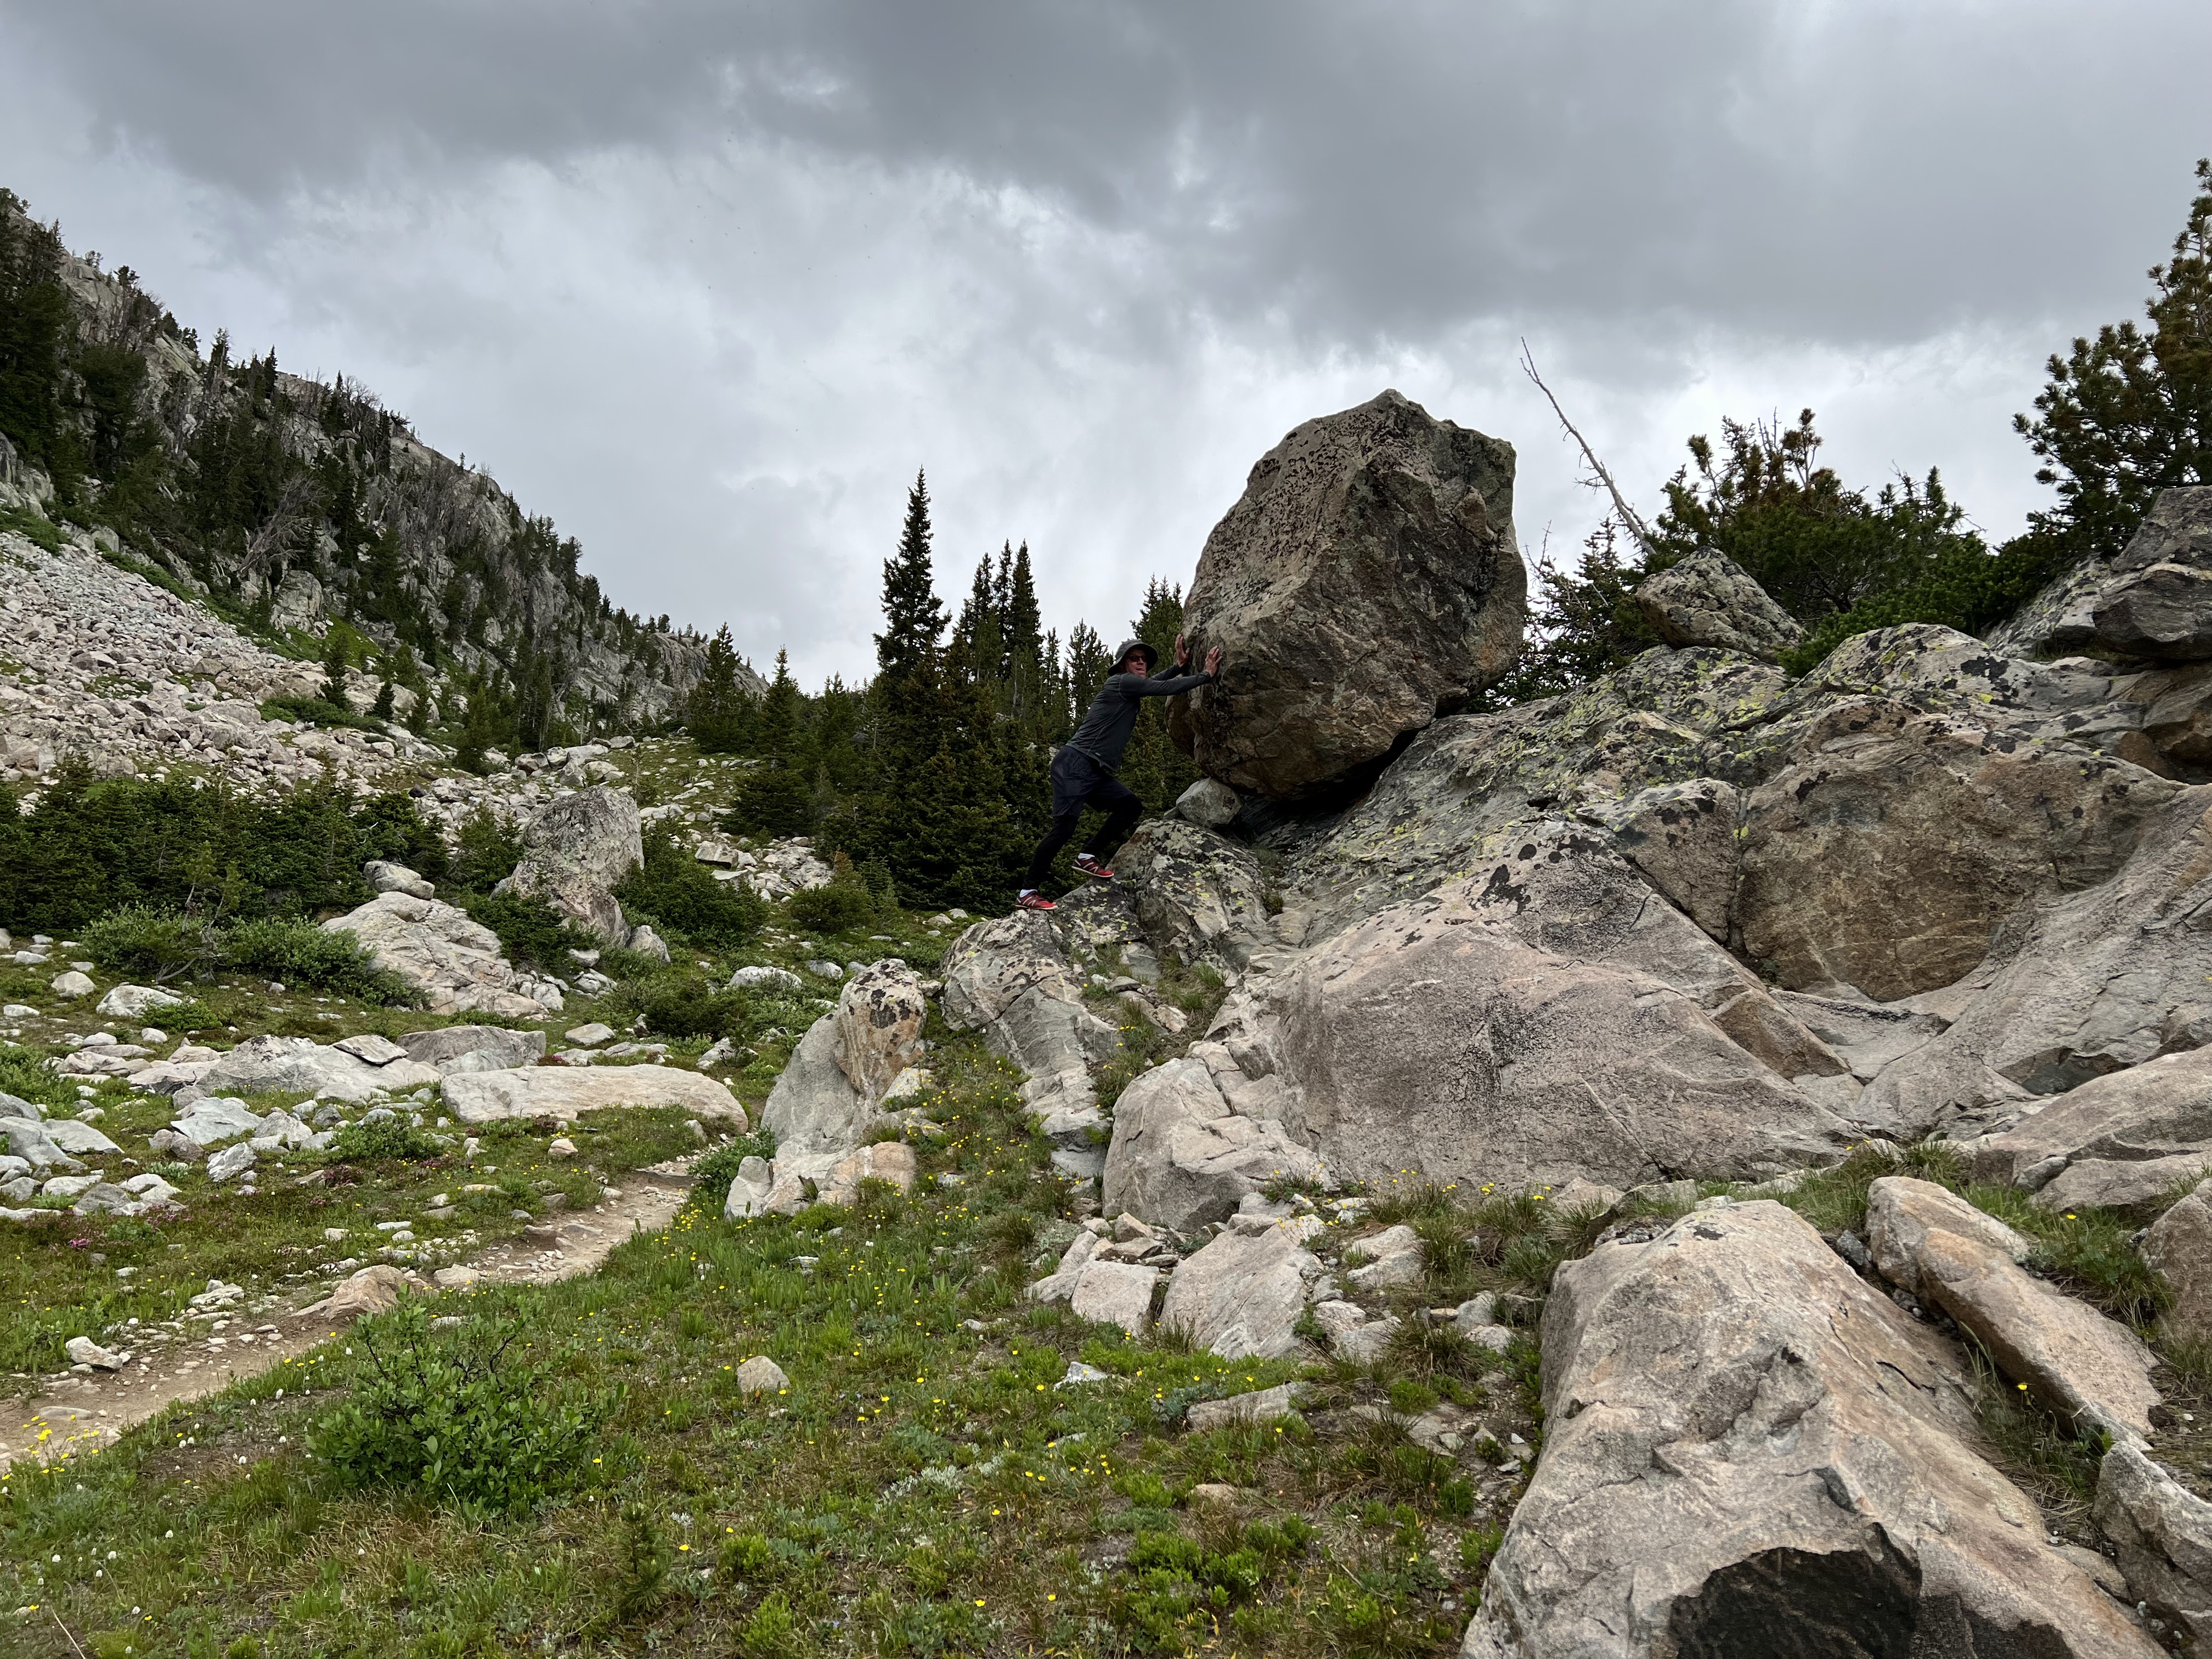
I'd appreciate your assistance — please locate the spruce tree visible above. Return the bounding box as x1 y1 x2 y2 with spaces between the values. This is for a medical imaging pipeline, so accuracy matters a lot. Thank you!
876 470 946 690
1003 542 1045 727
686 624 751 754
1118 578 1201 809
730 650 812 835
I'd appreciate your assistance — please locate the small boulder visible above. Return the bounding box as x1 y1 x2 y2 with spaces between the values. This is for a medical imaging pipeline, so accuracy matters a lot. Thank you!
333 1032 409 1066
2143 1180 2212 1340
1101 1057 1322 1233
565 1023 617 1048
729 965 803 994
50 970 94 998
1175 777 1242 830
95 984 184 1019
1632 549 1804 662
1158 1223 1325 1359
64 1336 123 1370
1187 1383 1302 1432
297 1264 432 1322
364 860 437 901
206 1143 256 1183
2095 1441 2212 1644
397 1025 546 1071
735 1356 789 1395
1068 1261 1159 1338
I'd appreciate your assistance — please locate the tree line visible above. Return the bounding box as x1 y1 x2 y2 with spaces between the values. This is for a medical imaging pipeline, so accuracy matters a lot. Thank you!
682 475 1198 911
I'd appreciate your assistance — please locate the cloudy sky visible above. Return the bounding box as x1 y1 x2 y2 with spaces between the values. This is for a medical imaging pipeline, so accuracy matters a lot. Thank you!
3 2 2207 684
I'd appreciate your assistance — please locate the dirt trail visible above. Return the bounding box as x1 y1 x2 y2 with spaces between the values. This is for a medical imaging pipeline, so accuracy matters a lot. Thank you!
2 1171 695 1471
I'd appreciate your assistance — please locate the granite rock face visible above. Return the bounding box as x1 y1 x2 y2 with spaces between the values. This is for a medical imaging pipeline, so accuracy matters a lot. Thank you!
1464 1201 2158 1659
1169 390 1526 797
324 889 560 1019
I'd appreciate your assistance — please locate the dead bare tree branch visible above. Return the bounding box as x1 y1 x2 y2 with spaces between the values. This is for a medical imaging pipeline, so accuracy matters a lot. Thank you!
1520 339 1660 561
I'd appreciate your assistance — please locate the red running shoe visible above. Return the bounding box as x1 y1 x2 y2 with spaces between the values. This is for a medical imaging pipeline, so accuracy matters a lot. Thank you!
1016 891 1057 911
1073 853 1115 881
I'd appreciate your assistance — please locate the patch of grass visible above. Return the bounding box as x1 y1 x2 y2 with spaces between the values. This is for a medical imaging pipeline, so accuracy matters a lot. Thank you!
7 1040 1498 1656
1968 1184 2170 1330
1781 1139 1963 1237
1963 1335 2104 1522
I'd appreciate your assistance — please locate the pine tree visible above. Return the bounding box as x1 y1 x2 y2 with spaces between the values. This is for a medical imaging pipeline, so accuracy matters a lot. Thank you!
686 625 752 754
1003 542 1045 727
2017 157 2212 558
876 471 946 690
319 627 349 707
731 649 812 836
1118 578 1201 809
1063 623 1110 738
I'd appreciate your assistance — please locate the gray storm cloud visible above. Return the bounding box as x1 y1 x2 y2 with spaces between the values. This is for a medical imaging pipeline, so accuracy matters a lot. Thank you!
2 1 2207 681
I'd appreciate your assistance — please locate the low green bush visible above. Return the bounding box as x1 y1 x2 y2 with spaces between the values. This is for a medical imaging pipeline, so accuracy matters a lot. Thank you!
325 1117 446 1163
687 1130 779 1210
785 873 878 934
83 908 415 1002
311 1302 619 1514
82 906 223 982
259 692 385 734
464 890 592 973
223 917 416 1002
613 828 765 948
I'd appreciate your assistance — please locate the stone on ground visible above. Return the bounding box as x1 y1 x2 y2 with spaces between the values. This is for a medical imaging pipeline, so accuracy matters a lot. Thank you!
735 1356 789 1395
297 1264 433 1321
1102 1057 1322 1233
442 1065 748 1127
2145 1180 2212 1340
2094 1442 2212 1643
95 983 183 1019
1865 1178 2161 1441
1158 1223 1324 1359
1175 777 1242 828
396 1025 547 1071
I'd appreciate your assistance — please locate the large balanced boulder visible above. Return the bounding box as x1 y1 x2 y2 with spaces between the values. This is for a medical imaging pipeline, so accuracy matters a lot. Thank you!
323 890 555 1019
1168 389 1526 797
1464 1201 2158 1659
500 785 643 947
1632 550 1804 662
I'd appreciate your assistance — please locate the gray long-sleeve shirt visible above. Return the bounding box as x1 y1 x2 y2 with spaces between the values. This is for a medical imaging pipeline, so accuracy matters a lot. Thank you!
1064 666 1214 771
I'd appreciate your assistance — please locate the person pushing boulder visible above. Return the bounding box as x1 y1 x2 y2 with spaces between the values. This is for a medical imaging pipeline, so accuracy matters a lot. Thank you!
1017 633 1222 912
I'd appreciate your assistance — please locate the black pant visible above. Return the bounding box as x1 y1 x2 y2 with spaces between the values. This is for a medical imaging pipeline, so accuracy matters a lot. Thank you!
1026 747 1142 889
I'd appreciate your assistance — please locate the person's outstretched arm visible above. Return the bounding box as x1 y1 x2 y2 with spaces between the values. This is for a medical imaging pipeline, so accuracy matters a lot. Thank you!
1133 634 1222 698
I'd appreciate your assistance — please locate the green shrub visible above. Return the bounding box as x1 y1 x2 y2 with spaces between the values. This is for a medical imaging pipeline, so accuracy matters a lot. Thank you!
736 1593 799 1659
786 874 878 934
627 975 751 1040
0 765 442 932
326 1117 445 1163
614 828 765 949
0 1043 76 1114
83 908 413 1001
464 890 592 973
83 906 222 982
223 917 415 1002
311 1302 618 1514
259 692 385 734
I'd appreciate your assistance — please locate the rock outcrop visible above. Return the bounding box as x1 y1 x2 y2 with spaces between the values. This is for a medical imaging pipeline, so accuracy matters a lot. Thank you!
1169 390 1526 797
1465 1201 2157 1658
1633 550 1805 662
192 1035 444 1105
762 961 928 1157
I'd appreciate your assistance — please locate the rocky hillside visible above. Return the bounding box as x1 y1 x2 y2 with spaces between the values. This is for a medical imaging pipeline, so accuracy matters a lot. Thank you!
15 388 2212 1657
0 188 741 739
